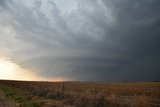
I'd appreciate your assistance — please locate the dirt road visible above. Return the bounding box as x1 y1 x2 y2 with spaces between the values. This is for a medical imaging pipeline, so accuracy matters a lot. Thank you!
0 91 16 107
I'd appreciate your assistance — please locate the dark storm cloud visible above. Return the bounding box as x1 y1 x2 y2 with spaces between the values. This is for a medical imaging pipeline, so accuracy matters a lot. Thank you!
0 0 10 8
0 0 160 81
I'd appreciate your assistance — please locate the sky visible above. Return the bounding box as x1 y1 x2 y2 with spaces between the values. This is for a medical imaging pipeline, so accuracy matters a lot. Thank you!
0 0 160 81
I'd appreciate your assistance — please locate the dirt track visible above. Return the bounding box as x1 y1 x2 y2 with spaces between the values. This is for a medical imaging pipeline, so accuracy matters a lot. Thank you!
0 91 16 107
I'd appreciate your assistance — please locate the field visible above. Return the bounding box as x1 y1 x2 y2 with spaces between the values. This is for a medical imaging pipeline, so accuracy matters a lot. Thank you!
0 80 160 107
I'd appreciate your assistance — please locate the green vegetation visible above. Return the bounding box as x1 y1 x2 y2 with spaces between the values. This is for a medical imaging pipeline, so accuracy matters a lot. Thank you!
0 84 42 107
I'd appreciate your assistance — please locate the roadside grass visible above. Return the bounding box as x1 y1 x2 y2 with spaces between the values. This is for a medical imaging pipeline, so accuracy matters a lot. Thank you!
0 84 42 107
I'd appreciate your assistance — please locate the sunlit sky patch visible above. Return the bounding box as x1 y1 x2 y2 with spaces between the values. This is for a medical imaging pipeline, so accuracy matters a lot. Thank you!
0 58 66 81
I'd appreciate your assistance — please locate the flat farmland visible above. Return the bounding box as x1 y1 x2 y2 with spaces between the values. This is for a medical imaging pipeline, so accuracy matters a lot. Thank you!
0 80 160 107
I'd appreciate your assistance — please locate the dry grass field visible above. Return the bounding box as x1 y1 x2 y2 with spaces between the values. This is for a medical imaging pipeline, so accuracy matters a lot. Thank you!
0 80 160 107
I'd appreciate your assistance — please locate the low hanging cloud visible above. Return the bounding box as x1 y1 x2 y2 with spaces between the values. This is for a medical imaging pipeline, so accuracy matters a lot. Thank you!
0 0 160 81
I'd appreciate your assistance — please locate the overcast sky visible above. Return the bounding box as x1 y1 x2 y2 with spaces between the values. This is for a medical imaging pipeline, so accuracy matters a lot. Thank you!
0 0 160 81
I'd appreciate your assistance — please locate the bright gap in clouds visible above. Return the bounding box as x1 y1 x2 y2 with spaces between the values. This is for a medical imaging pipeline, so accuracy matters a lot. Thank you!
0 58 64 81
53 0 78 14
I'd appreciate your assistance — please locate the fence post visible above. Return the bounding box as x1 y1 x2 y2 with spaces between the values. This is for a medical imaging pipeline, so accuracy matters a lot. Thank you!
50 86 54 91
85 89 87 99
61 83 64 92
94 85 96 99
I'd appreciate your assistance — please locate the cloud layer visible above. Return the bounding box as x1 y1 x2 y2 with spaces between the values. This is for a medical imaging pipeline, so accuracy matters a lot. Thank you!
0 0 160 81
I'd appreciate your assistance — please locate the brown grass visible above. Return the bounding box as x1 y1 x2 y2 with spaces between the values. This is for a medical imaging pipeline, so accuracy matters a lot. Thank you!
0 80 160 107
